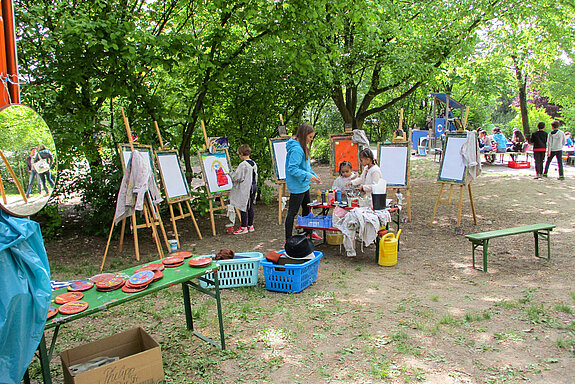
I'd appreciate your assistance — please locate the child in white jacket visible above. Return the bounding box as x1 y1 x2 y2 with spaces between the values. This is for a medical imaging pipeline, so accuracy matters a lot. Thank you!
348 148 381 196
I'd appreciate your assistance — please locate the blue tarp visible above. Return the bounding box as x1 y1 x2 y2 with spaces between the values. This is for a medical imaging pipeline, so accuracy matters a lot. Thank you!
430 93 465 109
0 211 51 383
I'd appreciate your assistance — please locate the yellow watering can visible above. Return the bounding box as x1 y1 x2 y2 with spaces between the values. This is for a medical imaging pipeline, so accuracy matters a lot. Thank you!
378 229 401 266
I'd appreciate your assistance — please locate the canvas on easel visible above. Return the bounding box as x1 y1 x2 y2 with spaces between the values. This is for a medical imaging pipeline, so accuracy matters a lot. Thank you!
377 140 412 221
198 148 233 235
430 132 477 227
269 136 290 224
101 108 169 271
329 134 360 176
155 149 202 244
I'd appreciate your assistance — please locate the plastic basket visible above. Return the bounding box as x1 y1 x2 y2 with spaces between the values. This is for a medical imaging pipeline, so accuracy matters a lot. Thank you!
260 251 323 293
508 161 530 169
297 214 333 228
200 252 263 289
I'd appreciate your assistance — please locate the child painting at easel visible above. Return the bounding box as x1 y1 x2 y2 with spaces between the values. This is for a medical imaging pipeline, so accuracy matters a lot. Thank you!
347 148 381 197
332 161 356 190
229 144 258 234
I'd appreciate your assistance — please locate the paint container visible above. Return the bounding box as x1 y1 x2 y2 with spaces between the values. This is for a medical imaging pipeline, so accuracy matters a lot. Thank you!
336 190 342 203
168 239 178 252
225 223 235 234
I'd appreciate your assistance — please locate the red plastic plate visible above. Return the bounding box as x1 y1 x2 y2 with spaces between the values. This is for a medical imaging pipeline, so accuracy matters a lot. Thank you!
58 301 89 315
188 257 212 268
47 306 58 319
55 292 84 304
134 263 164 273
67 280 94 292
169 251 193 259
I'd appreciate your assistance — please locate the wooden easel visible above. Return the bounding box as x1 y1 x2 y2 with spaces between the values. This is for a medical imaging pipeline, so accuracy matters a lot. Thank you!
199 120 235 236
272 115 291 225
0 149 27 204
390 109 412 221
101 108 169 271
153 121 202 247
429 182 477 227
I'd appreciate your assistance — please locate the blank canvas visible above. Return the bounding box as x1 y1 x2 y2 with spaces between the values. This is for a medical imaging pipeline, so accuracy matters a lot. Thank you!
271 139 288 180
438 136 467 183
156 152 189 200
379 145 409 186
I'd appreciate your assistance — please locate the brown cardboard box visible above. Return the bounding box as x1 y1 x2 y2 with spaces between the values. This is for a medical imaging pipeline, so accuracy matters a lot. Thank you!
60 327 164 384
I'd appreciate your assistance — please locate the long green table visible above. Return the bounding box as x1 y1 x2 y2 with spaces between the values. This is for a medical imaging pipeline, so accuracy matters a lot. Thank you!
33 260 225 384
465 223 555 272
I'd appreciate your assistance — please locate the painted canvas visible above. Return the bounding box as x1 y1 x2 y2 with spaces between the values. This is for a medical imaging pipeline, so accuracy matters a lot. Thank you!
330 135 360 176
198 149 233 196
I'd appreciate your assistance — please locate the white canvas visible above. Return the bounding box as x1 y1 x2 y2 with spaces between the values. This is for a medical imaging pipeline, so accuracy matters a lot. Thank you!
157 152 189 199
379 145 409 186
439 136 467 182
272 140 288 180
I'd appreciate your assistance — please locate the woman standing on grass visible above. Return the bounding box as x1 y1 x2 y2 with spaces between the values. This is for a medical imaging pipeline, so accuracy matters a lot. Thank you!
284 123 322 240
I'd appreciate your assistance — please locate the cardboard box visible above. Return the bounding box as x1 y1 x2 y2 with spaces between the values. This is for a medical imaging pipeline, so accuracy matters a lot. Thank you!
60 327 164 384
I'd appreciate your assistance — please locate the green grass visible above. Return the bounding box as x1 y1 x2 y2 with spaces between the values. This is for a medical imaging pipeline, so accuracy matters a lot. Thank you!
554 302 573 314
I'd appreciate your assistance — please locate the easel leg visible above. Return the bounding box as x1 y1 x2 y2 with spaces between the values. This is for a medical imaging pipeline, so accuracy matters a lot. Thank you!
118 218 126 252
186 200 203 239
430 184 445 224
456 185 464 227
153 203 170 250
209 198 216 236
101 219 116 272
467 184 477 225
406 187 412 222
169 203 179 247
132 214 140 261
146 202 164 258
278 183 283 225
447 184 454 203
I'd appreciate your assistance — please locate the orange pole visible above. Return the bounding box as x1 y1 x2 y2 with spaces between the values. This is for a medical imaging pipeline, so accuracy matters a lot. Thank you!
2 0 19 104
0 6 10 107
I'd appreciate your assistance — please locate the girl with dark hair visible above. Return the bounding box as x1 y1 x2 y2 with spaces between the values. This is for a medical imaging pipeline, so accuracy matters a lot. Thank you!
348 148 381 196
332 161 355 190
285 123 322 240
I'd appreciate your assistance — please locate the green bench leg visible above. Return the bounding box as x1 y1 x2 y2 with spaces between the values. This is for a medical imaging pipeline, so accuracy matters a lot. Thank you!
534 230 551 260
471 240 489 272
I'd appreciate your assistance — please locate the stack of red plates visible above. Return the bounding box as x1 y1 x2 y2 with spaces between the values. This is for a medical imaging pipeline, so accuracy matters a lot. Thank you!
122 270 155 293
67 280 94 292
162 256 184 267
89 273 116 284
169 251 193 259
58 300 89 315
188 256 212 268
95 277 125 292
55 292 84 304
152 270 164 282
134 263 164 273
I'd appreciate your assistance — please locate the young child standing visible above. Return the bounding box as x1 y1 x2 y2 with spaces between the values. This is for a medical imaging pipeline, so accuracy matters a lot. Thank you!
348 148 381 197
229 144 258 234
332 161 355 190
529 122 548 179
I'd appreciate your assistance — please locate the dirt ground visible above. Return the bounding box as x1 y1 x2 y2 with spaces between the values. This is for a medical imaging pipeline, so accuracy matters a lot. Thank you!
36 156 575 384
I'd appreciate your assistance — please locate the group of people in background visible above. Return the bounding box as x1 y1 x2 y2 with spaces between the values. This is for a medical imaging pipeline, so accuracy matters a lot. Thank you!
25 144 56 199
477 120 569 180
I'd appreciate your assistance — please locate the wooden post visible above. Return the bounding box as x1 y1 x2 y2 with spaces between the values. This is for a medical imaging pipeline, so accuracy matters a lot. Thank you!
463 106 470 129
154 121 164 148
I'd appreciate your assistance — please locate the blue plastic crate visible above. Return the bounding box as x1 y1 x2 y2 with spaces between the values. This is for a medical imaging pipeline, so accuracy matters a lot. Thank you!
260 251 323 293
200 252 263 289
297 214 333 228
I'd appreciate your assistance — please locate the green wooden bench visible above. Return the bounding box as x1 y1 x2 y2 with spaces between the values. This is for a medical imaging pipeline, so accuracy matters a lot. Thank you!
465 223 555 272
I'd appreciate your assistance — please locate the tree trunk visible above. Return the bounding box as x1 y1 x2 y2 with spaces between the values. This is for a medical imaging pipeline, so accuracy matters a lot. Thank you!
512 55 530 137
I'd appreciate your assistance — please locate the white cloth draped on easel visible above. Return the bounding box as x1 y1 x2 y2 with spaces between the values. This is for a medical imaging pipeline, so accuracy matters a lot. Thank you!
114 150 163 224
461 130 482 180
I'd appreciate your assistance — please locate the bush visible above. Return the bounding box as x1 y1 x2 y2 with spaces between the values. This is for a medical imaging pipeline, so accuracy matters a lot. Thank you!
311 136 330 164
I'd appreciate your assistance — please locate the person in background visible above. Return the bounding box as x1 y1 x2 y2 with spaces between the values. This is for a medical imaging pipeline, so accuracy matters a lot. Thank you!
285 123 322 240
492 127 508 158
348 148 381 197
332 161 356 191
425 116 432 131
543 120 566 180
478 129 494 163
34 144 56 195
530 122 548 179
229 144 258 235
25 147 42 198
509 127 526 161
565 132 573 147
